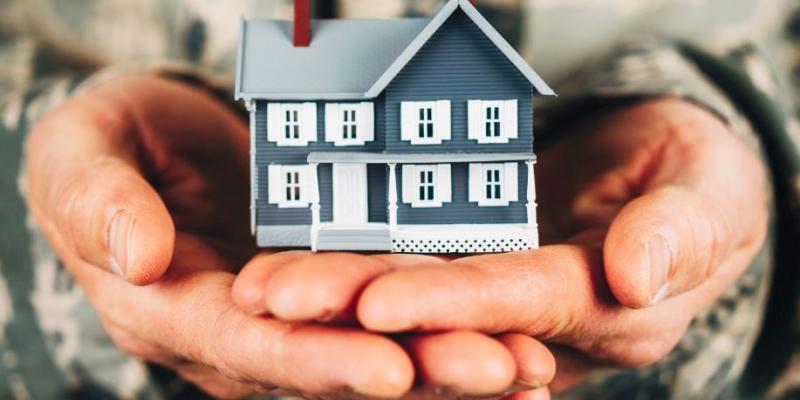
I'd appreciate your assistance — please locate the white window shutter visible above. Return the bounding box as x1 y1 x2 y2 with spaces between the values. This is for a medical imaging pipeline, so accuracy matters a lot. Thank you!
325 103 340 143
267 165 282 204
504 100 518 139
436 100 451 141
467 100 482 140
301 103 317 143
504 162 519 202
267 103 281 143
360 102 375 142
400 102 415 141
437 164 451 203
468 163 482 202
401 165 416 203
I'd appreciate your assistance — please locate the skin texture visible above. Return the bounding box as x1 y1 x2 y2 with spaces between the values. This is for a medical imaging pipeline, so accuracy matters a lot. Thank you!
24 75 556 399
232 98 769 393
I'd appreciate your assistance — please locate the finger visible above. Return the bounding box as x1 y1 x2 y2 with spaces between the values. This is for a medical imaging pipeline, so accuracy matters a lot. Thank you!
27 96 174 285
81 264 414 398
231 251 311 315
603 105 768 308
405 331 516 396
358 246 602 336
502 387 551 400
497 334 556 388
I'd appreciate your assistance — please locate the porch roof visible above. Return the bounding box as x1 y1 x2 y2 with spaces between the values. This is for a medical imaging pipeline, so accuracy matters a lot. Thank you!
306 152 536 164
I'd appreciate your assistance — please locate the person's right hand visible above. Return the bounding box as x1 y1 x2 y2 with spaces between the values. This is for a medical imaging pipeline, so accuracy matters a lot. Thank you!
25 75 556 399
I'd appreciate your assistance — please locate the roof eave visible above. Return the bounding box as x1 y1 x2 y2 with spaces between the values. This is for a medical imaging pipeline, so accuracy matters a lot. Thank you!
235 17 247 101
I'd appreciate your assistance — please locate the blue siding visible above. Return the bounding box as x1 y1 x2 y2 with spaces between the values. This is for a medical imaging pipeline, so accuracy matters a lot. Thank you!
396 162 528 225
368 164 388 222
384 9 533 154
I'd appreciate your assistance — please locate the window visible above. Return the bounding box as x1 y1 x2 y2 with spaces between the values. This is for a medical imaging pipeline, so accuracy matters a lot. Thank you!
402 164 452 208
418 167 436 202
284 109 300 139
418 107 434 139
266 103 317 146
485 106 501 138
324 103 374 146
485 166 502 200
267 165 313 208
468 163 519 206
342 109 357 139
400 101 451 145
285 170 301 202
467 100 518 144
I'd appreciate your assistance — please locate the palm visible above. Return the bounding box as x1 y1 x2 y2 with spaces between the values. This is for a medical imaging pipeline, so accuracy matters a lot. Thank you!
126 82 258 272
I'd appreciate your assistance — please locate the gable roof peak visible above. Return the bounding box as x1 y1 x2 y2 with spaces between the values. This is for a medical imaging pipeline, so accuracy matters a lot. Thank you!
364 0 555 97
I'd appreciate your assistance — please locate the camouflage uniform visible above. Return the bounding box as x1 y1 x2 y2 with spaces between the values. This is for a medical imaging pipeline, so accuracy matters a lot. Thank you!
0 0 798 398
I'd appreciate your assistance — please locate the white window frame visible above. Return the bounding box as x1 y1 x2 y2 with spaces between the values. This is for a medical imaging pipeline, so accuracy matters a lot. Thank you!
283 106 302 140
468 100 518 144
267 103 317 147
415 165 438 207
324 102 374 146
267 164 313 208
484 104 502 139
402 164 451 208
468 162 519 207
342 107 358 140
481 164 506 206
401 101 451 145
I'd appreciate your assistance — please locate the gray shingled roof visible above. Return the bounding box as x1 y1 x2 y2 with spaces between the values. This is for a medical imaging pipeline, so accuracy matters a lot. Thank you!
235 0 555 100
235 17 429 100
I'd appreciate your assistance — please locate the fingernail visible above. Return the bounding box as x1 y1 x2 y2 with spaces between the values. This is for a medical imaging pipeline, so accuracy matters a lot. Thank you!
645 234 673 306
109 210 134 278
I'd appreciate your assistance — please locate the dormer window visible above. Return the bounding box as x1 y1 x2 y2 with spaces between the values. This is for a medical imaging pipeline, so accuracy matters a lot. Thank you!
401 101 451 145
267 103 317 146
468 100 518 144
325 103 374 146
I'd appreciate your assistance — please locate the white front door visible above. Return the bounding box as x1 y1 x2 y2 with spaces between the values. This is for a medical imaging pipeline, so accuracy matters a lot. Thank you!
333 163 368 224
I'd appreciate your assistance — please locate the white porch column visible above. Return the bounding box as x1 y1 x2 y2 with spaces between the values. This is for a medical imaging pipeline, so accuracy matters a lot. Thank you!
526 160 537 228
310 163 321 226
388 163 398 228
309 163 321 251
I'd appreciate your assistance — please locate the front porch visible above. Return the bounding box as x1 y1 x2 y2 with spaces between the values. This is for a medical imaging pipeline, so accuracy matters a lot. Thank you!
312 223 538 253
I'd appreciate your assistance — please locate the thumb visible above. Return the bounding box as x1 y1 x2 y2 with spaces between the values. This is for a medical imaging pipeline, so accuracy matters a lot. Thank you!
48 158 175 285
602 110 767 309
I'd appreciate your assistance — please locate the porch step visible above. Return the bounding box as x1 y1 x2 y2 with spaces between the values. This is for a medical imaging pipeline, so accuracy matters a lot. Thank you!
314 227 392 251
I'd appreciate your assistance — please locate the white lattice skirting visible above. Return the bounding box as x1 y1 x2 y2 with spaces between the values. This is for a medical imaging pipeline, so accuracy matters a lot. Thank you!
391 225 538 253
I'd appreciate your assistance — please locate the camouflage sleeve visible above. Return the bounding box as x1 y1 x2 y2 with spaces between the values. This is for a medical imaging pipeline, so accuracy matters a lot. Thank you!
545 35 800 400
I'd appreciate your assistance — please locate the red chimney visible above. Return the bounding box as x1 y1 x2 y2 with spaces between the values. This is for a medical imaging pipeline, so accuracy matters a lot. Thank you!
294 0 311 47
469 0 477 4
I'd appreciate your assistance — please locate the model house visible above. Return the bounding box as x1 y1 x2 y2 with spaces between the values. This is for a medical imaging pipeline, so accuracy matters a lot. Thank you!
235 0 555 253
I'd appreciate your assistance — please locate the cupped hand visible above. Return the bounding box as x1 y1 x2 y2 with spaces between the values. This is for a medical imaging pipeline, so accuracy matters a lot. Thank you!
232 98 769 392
25 75 557 399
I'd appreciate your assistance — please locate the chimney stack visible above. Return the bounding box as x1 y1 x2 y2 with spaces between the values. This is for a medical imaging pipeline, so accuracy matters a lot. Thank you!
469 0 477 5
294 0 311 47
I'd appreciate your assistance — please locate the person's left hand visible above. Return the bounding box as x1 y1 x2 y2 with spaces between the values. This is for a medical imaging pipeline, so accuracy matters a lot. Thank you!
232 99 769 393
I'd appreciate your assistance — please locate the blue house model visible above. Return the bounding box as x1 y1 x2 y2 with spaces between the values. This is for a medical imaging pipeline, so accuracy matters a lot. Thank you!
235 0 555 253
